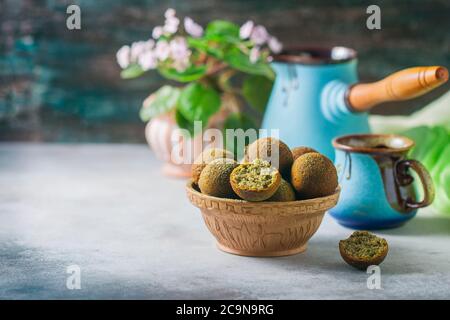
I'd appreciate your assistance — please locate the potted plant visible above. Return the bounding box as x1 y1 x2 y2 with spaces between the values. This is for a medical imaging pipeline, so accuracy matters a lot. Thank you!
116 8 282 177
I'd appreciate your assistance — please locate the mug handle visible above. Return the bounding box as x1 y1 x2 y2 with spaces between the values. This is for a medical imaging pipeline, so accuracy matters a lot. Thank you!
395 159 435 209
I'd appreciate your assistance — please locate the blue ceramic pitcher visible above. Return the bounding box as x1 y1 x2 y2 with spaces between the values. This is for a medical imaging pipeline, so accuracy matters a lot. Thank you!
329 134 435 229
261 47 448 160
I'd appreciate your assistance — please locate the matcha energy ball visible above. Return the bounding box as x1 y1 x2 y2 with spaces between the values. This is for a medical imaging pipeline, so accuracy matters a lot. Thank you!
198 158 238 198
291 152 338 199
246 137 293 177
230 159 281 202
268 179 296 202
291 146 318 161
192 148 234 184
339 231 389 270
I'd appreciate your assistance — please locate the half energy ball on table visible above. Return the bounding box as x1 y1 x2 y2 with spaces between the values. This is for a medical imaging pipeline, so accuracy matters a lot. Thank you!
339 231 389 270
230 159 281 201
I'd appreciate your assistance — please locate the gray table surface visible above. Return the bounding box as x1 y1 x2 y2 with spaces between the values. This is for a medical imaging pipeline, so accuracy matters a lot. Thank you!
1 142 450 300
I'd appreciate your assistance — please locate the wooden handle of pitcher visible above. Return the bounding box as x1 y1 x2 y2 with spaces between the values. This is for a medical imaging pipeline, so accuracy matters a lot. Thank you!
348 66 449 112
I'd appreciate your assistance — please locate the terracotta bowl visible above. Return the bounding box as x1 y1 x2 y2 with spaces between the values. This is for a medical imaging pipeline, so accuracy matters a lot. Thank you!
186 181 340 257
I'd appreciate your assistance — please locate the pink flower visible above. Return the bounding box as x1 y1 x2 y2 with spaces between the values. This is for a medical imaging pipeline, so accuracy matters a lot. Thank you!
249 47 260 63
163 9 180 34
164 8 176 19
184 17 203 38
131 41 147 61
138 51 158 71
173 57 190 72
250 25 269 45
155 40 171 61
170 37 190 61
268 36 282 54
170 37 191 71
145 39 156 50
116 45 130 69
239 20 254 39
152 26 163 39
164 16 179 34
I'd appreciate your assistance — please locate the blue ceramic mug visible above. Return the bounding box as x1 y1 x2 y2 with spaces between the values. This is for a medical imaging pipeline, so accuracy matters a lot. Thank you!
329 134 435 229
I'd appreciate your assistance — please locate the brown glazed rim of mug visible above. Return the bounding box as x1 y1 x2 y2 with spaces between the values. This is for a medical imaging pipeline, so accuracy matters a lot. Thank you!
273 46 357 65
332 134 415 155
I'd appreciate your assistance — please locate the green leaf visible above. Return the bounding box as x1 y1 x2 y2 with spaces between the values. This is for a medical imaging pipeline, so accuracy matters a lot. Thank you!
223 112 256 131
175 109 195 137
205 20 240 41
158 64 207 82
242 75 274 113
120 64 145 79
177 83 221 127
224 47 275 79
139 85 181 122
223 112 258 159
192 21 241 60
187 37 224 59
187 37 209 51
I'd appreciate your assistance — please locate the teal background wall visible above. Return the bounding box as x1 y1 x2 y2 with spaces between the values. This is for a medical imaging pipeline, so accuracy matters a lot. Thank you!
1 0 449 142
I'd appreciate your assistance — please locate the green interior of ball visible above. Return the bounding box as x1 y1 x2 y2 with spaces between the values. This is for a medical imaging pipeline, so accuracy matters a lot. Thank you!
340 231 387 259
233 159 276 190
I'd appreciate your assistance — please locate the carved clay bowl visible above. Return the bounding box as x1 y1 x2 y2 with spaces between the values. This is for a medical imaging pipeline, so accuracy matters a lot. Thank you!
186 181 340 257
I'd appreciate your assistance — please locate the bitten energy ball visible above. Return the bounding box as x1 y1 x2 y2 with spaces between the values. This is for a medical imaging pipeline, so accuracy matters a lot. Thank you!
198 158 238 198
246 137 293 177
291 146 318 161
230 159 281 202
192 148 234 184
339 231 389 270
290 152 338 199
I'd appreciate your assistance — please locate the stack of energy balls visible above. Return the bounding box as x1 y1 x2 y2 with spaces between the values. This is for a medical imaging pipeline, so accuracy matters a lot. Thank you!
192 137 338 202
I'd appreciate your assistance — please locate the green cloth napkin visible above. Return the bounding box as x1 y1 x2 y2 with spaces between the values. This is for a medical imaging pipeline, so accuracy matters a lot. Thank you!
370 90 450 133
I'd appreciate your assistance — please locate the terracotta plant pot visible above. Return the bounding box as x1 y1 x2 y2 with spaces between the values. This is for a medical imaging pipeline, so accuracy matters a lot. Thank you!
145 113 198 178
145 109 231 178
186 181 340 257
